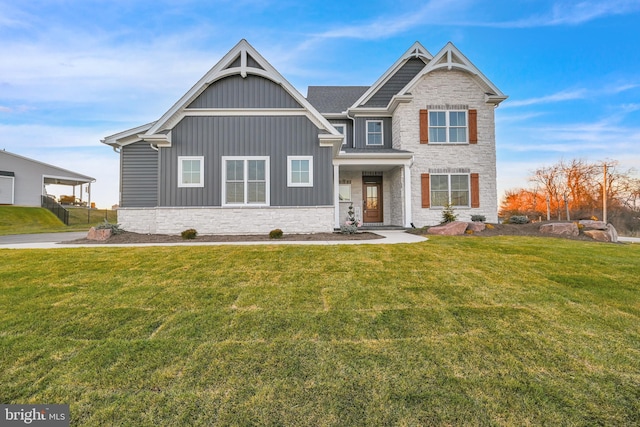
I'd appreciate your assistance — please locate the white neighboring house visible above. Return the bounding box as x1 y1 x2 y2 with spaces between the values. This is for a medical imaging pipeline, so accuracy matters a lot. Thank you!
0 149 95 207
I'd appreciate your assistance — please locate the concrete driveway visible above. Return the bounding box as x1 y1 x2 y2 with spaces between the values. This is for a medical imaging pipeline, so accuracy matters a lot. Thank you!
0 232 88 247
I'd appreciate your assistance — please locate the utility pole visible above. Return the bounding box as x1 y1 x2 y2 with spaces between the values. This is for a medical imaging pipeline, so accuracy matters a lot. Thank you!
602 163 608 224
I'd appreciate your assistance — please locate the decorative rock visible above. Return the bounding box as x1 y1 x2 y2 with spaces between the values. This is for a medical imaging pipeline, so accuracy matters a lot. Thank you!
466 222 486 232
87 227 112 241
607 224 618 243
579 220 607 230
584 230 611 242
428 221 469 235
539 222 579 237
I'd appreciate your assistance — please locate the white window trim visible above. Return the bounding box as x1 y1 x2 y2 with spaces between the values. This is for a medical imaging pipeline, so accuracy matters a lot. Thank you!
287 155 313 187
221 156 270 206
429 110 468 144
178 156 204 188
365 120 384 146
430 173 471 208
333 124 347 147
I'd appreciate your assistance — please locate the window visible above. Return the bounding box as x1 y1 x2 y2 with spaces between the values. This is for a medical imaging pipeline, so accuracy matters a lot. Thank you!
334 124 346 147
178 156 204 187
429 111 467 143
366 120 383 145
339 183 351 201
431 174 470 207
287 156 313 187
222 157 269 205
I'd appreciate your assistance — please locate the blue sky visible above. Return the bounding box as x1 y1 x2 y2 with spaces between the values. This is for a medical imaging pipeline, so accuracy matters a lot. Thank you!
1 0 639 208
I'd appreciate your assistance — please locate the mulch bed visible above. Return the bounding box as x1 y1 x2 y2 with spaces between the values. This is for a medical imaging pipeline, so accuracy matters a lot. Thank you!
67 231 384 244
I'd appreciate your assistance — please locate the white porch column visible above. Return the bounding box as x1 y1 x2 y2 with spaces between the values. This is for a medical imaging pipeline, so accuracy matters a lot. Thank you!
333 164 340 228
403 164 412 227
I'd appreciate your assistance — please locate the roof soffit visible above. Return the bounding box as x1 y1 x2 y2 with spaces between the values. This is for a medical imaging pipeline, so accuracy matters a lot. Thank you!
351 41 433 109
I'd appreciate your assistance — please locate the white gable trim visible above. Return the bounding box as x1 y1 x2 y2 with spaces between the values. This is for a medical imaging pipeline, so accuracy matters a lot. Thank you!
399 42 507 103
143 39 342 143
351 41 432 109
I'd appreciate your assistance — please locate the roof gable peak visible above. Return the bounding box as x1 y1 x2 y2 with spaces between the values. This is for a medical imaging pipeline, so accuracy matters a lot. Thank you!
351 41 433 108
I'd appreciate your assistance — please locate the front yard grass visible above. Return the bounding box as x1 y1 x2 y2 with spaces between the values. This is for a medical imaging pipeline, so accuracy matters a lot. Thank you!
0 206 117 235
1 237 639 425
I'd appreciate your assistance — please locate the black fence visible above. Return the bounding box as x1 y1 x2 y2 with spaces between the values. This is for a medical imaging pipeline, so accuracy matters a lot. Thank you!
41 195 69 225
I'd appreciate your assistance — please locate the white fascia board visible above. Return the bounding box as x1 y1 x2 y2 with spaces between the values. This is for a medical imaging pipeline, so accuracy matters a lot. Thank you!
138 133 172 148
350 41 433 109
347 108 393 118
399 42 507 102
333 156 413 167
336 152 414 161
101 122 155 147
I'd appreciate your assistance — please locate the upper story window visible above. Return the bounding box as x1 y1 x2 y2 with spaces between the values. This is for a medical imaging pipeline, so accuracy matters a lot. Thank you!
222 156 269 205
366 120 383 145
333 124 347 147
287 156 313 187
178 156 204 187
429 111 467 143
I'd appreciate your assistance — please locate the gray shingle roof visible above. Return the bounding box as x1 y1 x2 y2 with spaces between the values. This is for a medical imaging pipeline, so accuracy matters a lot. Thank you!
306 86 369 114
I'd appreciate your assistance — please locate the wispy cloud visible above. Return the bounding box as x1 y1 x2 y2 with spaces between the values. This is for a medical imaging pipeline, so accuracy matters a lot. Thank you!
504 89 587 108
482 0 640 28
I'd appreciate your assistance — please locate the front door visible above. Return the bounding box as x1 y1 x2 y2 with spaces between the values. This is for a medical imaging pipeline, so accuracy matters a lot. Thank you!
363 177 383 223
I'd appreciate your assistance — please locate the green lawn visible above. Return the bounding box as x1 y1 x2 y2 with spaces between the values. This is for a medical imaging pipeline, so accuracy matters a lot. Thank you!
1 237 639 425
0 206 117 235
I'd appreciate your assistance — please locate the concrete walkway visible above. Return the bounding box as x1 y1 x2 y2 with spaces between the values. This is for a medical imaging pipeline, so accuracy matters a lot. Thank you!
0 230 427 249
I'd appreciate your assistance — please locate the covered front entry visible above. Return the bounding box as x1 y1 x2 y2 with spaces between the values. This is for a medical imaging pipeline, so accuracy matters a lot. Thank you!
363 176 383 223
332 154 414 229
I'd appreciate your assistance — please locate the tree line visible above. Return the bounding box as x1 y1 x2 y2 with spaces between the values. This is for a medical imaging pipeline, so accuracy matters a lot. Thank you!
500 159 640 235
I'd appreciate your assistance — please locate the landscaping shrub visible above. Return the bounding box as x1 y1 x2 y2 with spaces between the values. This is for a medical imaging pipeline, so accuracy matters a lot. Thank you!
441 203 457 224
471 215 486 222
181 229 198 239
269 229 283 239
95 220 124 235
486 223 495 230
509 215 530 224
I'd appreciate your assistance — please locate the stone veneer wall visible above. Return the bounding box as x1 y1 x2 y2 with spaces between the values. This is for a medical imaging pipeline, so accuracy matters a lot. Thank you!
393 69 499 226
118 206 334 235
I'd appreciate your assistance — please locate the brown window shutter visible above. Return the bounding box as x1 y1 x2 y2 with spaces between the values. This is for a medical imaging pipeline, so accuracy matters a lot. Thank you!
421 173 430 208
420 109 429 144
470 173 480 208
469 109 478 144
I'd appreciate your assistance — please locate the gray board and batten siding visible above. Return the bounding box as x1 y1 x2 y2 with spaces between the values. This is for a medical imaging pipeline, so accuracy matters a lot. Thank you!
120 142 158 207
362 57 426 108
160 116 333 207
120 72 333 208
353 117 393 149
188 75 301 109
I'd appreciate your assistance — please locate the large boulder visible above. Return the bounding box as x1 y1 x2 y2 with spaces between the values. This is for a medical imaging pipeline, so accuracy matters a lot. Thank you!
466 222 486 232
579 220 607 230
539 222 579 237
583 224 618 243
428 221 469 235
584 230 611 242
87 227 112 241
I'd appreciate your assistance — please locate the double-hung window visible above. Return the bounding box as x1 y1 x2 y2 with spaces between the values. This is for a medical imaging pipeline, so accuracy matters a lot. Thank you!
431 174 470 207
178 156 204 187
366 120 383 145
222 156 269 205
287 156 313 187
429 111 467 143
